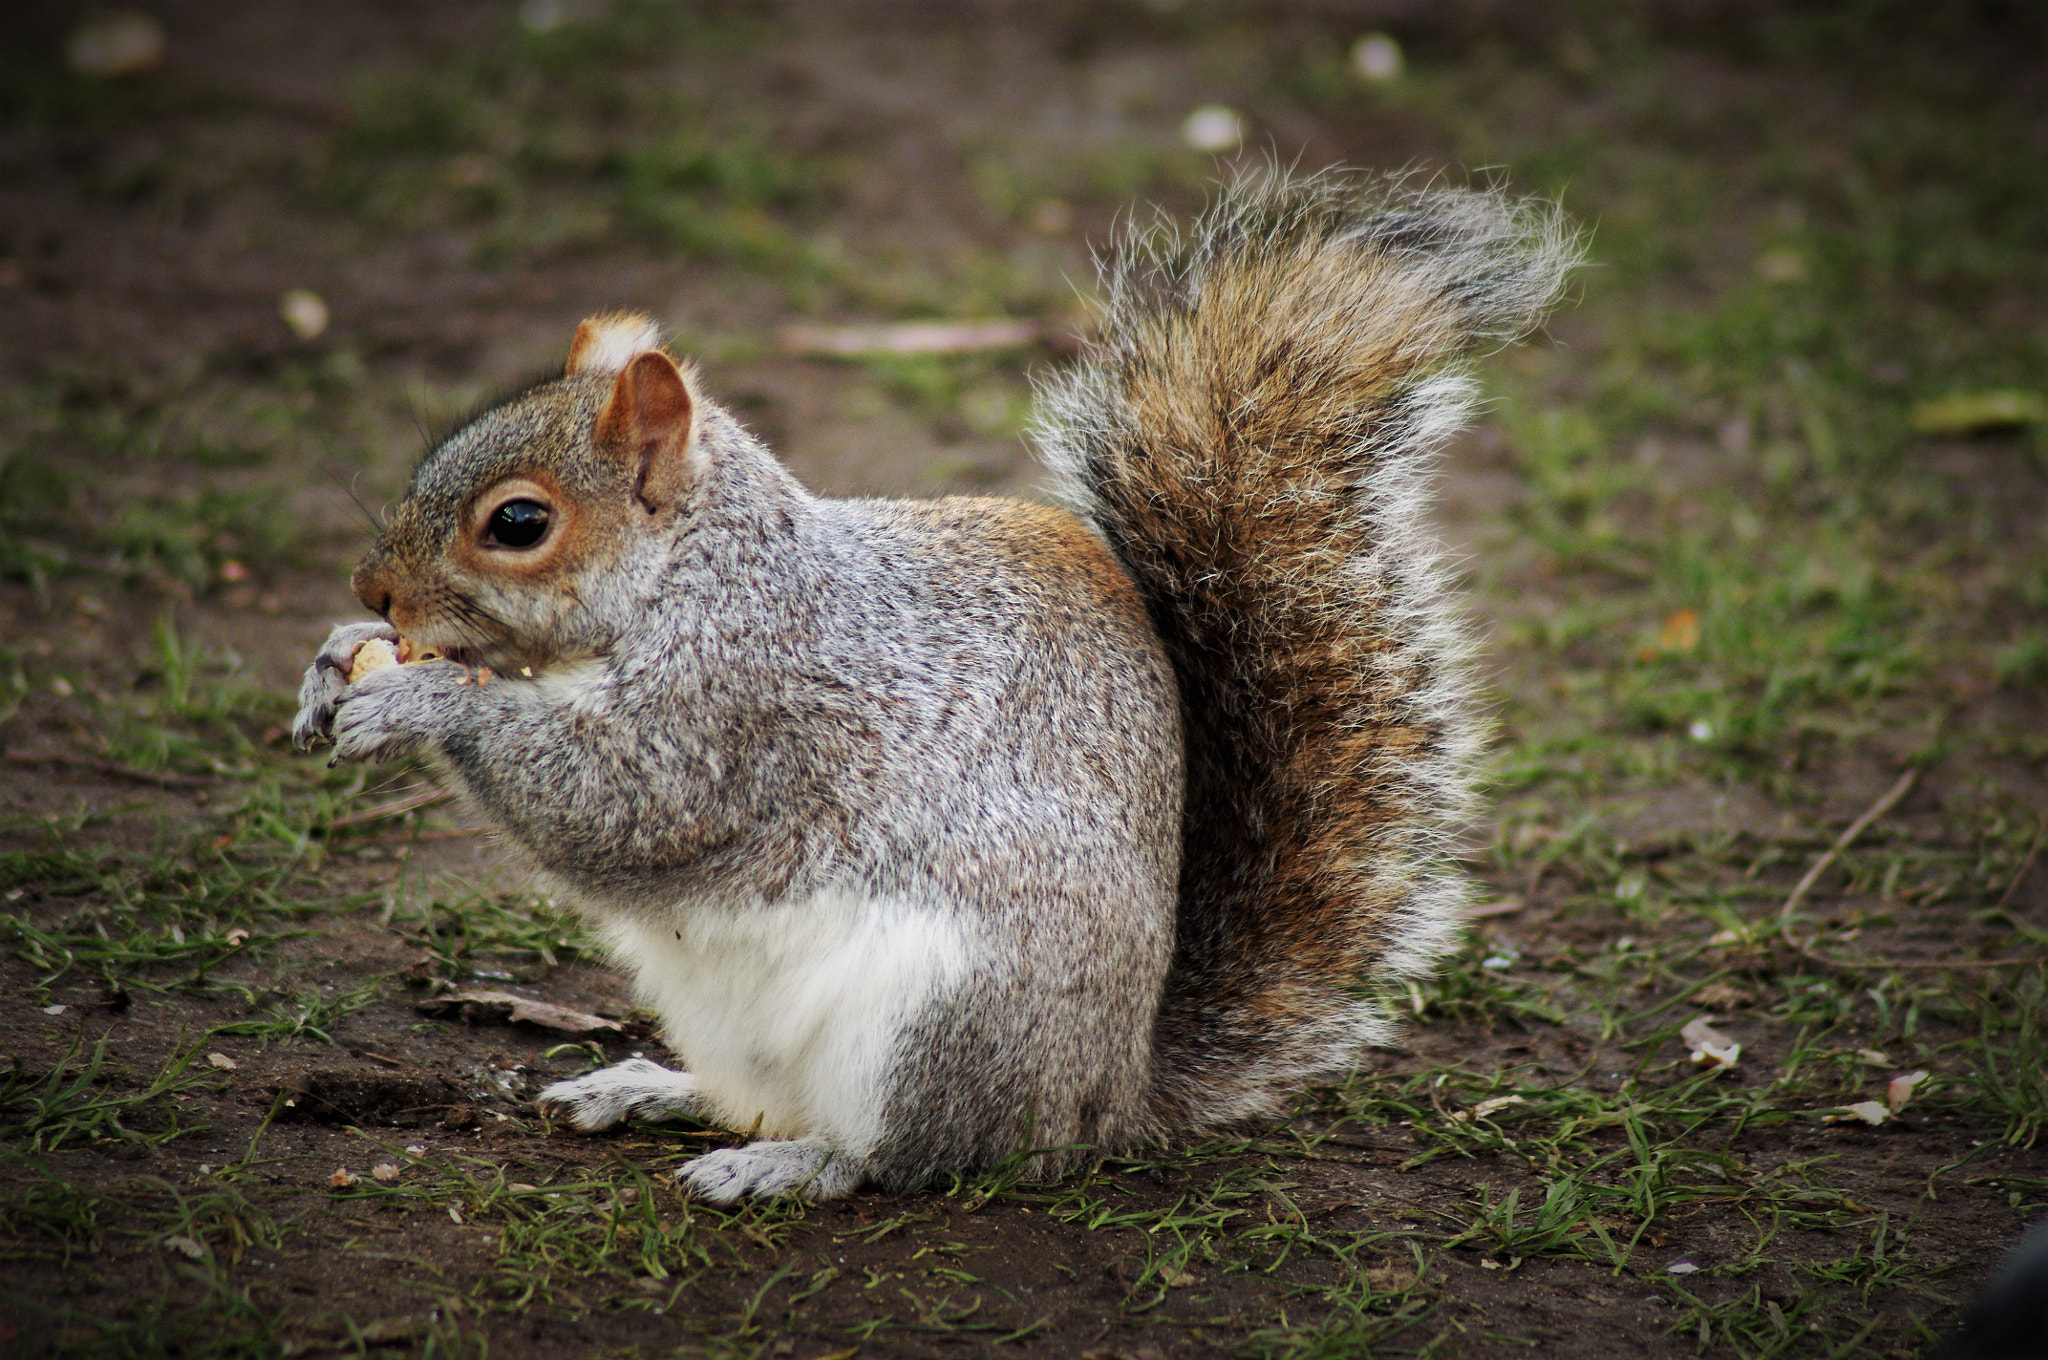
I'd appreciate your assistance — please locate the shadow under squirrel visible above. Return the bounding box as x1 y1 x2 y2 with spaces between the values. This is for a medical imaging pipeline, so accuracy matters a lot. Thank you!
293 169 1581 1202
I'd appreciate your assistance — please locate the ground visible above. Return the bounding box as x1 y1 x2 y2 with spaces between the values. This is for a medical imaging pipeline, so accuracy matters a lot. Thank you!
3 2 2047 1357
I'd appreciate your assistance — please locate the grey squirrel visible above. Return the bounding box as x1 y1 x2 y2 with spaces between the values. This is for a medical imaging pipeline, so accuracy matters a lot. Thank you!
293 170 1579 1203
1939 1222 2048 1360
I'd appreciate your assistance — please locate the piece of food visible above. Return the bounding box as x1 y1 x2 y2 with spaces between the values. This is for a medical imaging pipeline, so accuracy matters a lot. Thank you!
346 636 447 683
348 637 401 683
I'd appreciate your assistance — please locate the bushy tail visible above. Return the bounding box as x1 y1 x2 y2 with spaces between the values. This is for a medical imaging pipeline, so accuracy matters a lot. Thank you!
1031 169 1580 1128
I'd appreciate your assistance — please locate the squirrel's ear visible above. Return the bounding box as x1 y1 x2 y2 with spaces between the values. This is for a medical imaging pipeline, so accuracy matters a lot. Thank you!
566 312 663 376
595 350 700 515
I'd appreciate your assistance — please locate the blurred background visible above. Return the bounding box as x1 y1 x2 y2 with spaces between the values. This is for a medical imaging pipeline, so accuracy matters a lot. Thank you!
5 0 2044 822
2 4 2046 1357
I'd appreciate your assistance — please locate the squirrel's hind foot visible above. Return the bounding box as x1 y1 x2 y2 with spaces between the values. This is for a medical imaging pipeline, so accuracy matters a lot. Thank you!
676 1140 861 1203
534 1056 703 1132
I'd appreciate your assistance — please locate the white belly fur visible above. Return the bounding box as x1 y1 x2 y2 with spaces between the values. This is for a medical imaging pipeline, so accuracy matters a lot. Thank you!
600 892 977 1153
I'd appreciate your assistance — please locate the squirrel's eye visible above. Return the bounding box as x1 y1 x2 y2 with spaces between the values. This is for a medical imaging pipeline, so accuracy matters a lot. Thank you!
486 499 551 549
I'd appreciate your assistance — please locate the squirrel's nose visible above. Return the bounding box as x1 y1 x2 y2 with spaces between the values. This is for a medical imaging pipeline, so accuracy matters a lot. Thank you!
350 554 397 620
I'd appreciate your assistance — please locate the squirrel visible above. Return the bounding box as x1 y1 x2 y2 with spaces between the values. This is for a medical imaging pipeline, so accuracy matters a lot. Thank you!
293 170 1578 1203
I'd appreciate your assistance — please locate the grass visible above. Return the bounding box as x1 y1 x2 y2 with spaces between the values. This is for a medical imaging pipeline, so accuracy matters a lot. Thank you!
390 888 604 988
0 1033 215 1159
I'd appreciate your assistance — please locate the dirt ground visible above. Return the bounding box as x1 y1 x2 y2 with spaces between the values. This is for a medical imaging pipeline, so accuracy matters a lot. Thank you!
3 2 2047 1357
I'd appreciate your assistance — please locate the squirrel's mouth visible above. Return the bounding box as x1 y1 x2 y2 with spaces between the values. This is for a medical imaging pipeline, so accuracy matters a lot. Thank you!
401 634 547 677
391 630 489 669
390 636 448 665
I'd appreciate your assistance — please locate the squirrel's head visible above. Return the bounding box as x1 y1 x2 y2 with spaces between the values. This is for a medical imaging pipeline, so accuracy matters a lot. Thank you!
352 312 706 671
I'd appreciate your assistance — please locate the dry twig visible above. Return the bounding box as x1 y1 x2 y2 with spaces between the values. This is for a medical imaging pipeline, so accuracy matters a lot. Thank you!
4 749 217 788
778 319 1049 357
329 787 453 829
1778 768 1919 924
1994 814 2046 910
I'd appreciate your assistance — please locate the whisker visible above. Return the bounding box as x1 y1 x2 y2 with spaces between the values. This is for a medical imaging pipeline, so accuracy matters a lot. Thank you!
321 464 384 535
446 594 510 646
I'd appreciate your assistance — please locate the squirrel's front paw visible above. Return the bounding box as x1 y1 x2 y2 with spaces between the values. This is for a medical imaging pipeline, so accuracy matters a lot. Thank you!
326 658 461 766
293 621 399 750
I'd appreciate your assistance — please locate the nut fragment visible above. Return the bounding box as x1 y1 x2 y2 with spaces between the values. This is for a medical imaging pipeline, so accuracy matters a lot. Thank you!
347 636 445 683
348 638 401 684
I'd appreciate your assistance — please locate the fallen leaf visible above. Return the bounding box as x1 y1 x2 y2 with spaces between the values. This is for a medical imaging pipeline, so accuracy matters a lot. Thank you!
1028 198 1072 234
207 1052 237 1071
1680 1017 1741 1071
1181 104 1244 153
279 288 329 341
1455 1094 1528 1123
1692 981 1753 1009
1822 1101 1890 1126
353 1317 423 1345
1351 32 1403 81
416 990 623 1034
1756 248 1808 283
67 10 166 78
1705 928 1745 947
1887 1070 1930 1113
42 1003 66 1016
1910 389 2047 436
778 319 1046 357
1654 608 1700 656
163 1234 206 1260
1666 1260 1700 1275
1856 1048 1892 1066
447 1204 465 1225
1365 1263 1416 1291
371 1163 401 1183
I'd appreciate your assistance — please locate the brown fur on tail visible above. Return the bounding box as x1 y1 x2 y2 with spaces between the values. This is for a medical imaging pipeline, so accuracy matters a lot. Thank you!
1031 169 1580 1127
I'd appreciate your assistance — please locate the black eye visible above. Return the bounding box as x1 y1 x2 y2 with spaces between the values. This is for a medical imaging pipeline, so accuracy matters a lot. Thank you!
487 499 550 549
